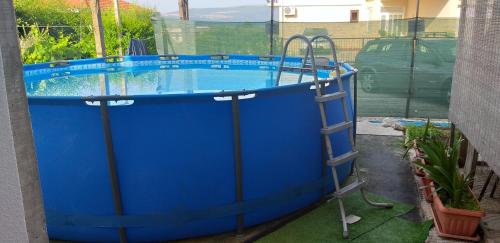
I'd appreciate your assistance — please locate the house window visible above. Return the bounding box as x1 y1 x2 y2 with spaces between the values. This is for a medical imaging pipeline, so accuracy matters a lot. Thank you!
380 8 404 36
350 10 359 22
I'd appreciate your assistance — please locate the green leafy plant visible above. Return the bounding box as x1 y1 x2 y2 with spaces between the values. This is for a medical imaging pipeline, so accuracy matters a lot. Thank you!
20 26 84 63
405 118 445 146
415 137 479 210
405 125 445 145
15 0 156 63
403 118 445 159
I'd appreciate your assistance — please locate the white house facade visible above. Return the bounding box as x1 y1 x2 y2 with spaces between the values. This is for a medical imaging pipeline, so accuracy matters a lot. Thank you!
269 0 461 23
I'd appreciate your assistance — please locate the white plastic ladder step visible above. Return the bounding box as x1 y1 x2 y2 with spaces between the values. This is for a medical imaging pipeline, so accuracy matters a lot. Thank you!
320 77 340 82
281 66 313 72
304 64 336 70
315 91 346 102
334 180 365 198
327 150 359 167
321 121 353 134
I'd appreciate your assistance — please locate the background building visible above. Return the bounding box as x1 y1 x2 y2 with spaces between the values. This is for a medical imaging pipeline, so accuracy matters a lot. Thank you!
271 0 460 22
270 0 461 38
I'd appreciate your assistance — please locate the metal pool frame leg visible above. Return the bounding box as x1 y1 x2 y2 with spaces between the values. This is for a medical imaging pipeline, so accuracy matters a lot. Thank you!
353 71 358 144
98 100 128 243
90 94 246 238
231 95 245 235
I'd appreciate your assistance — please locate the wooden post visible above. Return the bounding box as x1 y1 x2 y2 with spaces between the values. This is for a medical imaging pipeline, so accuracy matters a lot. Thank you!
0 1 49 242
112 0 127 95
89 0 106 58
464 140 479 187
89 0 109 95
113 0 124 56
178 0 189 20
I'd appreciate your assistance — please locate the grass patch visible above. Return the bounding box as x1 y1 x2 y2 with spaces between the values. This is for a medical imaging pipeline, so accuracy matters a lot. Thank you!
354 217 433 243
258 192 430 243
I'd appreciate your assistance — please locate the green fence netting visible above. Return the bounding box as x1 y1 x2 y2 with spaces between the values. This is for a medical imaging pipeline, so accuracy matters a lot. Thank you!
151 17 458 119
15 6 457 119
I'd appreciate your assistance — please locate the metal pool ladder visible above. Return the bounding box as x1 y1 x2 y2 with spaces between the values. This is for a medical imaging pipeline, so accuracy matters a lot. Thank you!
276 34 393 239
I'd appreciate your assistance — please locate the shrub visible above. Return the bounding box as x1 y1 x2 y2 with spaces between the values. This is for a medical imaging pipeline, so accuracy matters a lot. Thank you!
15 0 156 63
20 26 85 63
405 124 445 147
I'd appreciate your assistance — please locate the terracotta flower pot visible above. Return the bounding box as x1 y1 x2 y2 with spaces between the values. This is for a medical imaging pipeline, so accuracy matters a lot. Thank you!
421 177 433 203
415 167 426 177
432 193 484 237
414 148 423 157
414 158 426 177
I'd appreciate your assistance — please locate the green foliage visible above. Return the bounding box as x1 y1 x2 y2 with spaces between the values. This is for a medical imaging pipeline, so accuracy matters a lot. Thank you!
405 120 445 147
414 137 479 211
403 118 445 159
20 26 84 63
15 0 156 64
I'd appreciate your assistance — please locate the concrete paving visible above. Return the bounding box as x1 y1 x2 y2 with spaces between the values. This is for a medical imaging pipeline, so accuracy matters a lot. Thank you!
356 134 421 222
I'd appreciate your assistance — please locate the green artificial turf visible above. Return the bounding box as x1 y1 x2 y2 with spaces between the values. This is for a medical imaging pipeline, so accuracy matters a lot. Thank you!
353 217 433 243
257 192 431 243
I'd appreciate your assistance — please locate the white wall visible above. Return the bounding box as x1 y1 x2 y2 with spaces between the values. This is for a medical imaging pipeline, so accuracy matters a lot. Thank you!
274 0 461 22
274 0 371 22
274 0 365 6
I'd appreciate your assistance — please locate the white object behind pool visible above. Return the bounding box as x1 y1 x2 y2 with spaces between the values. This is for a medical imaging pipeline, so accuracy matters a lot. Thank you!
356 118 404 136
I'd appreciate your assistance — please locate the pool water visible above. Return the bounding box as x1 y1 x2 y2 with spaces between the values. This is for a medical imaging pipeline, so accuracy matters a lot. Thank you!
25 68 321 97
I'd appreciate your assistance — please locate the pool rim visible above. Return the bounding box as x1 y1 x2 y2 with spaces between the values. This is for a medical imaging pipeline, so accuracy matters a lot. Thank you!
24 54 357 103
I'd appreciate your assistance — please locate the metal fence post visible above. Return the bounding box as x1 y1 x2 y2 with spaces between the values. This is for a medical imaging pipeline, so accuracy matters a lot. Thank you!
405 0 421 118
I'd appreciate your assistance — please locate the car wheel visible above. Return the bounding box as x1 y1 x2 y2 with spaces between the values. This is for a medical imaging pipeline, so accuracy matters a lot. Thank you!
360 71 377 93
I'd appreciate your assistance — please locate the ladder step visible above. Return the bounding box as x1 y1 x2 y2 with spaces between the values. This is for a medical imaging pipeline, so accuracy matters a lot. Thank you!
334 180 365 198
327 150 359 166
315 91 346 102
321 121 353 134
320 77 340 82
304 64 337 70
281 66 313 72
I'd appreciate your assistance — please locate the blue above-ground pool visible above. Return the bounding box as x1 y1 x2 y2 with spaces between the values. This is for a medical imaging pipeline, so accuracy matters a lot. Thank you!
24 55 355 242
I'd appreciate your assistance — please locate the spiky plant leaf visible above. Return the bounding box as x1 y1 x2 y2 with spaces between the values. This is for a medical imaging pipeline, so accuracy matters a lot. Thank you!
414 136 479 210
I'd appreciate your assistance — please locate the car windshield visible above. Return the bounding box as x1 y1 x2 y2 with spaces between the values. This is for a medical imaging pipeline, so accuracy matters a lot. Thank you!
365 43 379 52
425 39 457 62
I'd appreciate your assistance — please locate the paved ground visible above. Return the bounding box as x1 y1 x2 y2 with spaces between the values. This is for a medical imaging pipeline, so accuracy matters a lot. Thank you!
356 134 421 222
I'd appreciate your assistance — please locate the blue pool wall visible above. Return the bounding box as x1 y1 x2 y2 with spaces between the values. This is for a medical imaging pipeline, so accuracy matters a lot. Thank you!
26 55 355 242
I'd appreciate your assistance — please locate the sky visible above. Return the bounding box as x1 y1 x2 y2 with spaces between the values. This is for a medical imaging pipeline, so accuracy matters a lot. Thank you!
129 0 266 13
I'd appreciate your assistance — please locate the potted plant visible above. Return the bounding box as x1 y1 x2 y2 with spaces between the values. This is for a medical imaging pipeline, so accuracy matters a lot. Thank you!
418 158 434 203
404 118 444 177
415 137 484 238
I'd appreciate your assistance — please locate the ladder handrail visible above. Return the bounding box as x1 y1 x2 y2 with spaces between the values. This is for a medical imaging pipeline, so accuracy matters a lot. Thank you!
275 34 318 87
308 35 343 91
309 35 354 149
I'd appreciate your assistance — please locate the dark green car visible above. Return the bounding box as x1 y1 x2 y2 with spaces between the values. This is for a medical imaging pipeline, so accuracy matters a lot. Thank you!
355 38 456 101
